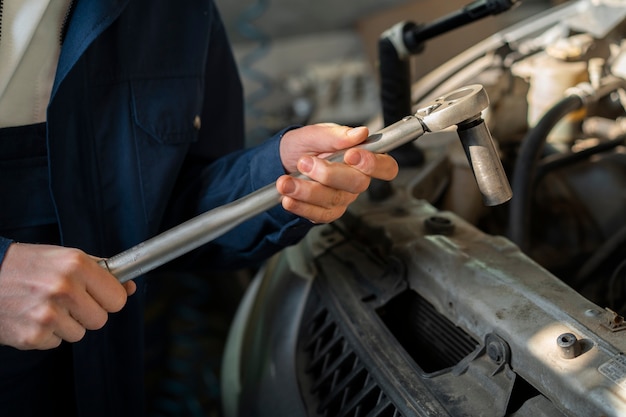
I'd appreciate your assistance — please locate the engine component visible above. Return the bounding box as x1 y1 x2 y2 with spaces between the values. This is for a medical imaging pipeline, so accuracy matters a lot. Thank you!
221 1 626 417
511 34 592 145
223 181 626 416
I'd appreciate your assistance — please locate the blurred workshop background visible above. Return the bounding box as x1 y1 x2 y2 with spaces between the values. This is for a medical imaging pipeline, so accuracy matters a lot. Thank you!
144 1 559 416
217 0 556 146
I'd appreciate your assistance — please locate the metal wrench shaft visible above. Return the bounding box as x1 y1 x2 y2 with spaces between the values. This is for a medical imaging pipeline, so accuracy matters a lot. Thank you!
100 116 426 283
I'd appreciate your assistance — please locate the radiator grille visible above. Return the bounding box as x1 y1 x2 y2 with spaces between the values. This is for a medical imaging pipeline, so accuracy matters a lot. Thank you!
301 305 402 417
298 288 479 416
379 291 478 374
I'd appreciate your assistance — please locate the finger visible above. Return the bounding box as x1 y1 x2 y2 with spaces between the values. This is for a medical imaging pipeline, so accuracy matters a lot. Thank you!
28 330 63 350
344 149 399 181
21 304 85 347
54 249 127 313
297 156 371 194
43 261 110 331
90 255 136 296
80 259 128 313
40 333 63 350
281 195 350 225
61 291 109 331
280 125 370 173
318 125 370 156
123 280 137 296
53 314 87 343
300 125 370 154
277 175 358 209
10 321 63 350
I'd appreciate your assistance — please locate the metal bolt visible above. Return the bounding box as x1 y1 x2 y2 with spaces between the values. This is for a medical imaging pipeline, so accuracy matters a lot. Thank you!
557 333 581 359
485 333 510 365
424 216 455 235
487 341 505 364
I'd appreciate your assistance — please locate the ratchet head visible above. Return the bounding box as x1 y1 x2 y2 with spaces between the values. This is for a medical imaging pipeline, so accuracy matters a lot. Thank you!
417 84 489 131
416 84 512 206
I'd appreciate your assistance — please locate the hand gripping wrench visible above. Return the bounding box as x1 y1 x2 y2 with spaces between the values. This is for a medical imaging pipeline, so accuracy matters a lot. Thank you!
99 84 512 283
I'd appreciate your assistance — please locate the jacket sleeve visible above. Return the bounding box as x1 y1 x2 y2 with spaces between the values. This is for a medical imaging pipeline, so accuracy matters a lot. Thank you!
163 128 315 270
158 2 314 270
0 237 13 267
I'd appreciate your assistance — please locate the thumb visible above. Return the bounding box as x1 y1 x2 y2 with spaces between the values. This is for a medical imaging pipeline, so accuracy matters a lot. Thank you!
315 125 370 157
280 124 370 173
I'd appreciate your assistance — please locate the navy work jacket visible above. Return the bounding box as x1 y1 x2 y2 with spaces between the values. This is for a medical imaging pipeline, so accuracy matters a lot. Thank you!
0 0 312 415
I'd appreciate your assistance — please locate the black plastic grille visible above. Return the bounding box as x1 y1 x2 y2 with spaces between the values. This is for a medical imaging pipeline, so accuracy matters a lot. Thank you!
379 291 479 374
300 305 402 417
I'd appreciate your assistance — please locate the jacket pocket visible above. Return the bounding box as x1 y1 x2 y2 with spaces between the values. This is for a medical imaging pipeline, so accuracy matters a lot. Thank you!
129 77 204 225
131 77 203 144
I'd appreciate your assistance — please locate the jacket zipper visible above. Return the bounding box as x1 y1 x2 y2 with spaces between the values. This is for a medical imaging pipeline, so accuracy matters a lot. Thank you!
59 0 75 45
0 0 4 46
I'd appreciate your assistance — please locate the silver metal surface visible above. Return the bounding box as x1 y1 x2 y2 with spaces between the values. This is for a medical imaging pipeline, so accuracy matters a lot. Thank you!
322 194 626 416
100 84 505 282
418 84 489 132
390 202 626 416
457 117 513 206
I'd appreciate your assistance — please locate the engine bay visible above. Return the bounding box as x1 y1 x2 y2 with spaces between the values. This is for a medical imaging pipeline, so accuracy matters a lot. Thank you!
221 1 626 416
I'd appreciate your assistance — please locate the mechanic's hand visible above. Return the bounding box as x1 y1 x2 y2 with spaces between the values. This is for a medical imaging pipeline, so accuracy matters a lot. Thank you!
277 123 399 223
0 243 136 350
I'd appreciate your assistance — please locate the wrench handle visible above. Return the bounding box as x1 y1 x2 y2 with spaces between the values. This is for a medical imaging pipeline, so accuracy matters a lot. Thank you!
100 116 426 282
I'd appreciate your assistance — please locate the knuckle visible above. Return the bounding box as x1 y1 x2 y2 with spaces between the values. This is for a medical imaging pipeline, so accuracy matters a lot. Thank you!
359 151 377 172
310 160 332 183
330 190 358 208
32 305 58 327
49 278 74 300
62 248 84 266
19 328 51 350
56 249 89 277
330 190 344 207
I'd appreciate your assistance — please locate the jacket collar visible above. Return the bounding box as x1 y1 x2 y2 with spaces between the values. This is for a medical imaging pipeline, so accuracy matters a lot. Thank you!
51 0 129 100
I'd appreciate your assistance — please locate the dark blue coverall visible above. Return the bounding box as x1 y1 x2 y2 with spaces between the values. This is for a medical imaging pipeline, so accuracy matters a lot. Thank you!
0 1 312 415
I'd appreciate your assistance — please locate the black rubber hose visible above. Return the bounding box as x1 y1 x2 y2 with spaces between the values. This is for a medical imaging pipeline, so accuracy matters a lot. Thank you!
507 94 584 252
574 224 626 287
378 35 414 128
404 0 517 50
378 36 425 169
370 31 424 201
534 133 626 183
